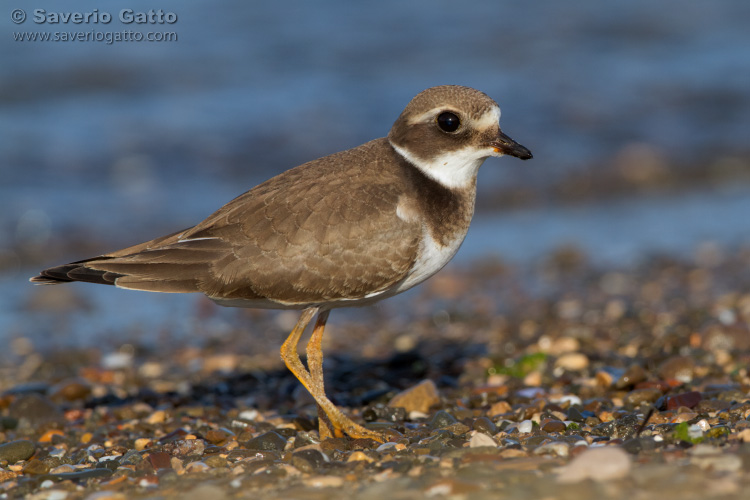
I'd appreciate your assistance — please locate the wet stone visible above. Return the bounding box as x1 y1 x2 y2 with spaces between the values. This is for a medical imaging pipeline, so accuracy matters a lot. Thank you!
292 416 316 432
557 446 632 483
590 414 640 440
665 391 702 410
22 458 50 475
533 441 569 457
7 394 63 428
622 437 659 455
319 437 350 452
362 404 406 423
52 469 115 483
613 414 641 440
159 428 188 443
540 418 566 433
119 449 144 466
48 377 92 402
0 416 18 430
276 427 297 439
293 432 319 449
148 451 172 470
42 456 63 470
472 417 497 435
204 455 227 468
292 449 329 472
445 422 472 436
591 420 616 437
585 416 602 426
555 353 589 371
658 356 695 383
387 379 440 414
428 410 458 430
705 426 730 440
228 449 280 462
204 428 232 445
3 382 50 396
625 388 663 406
0 439 35 464
717 389 747 403
243 431 287 451
349 438 380 450
469 432 497 448
728 402 750 417
566 406 585 422
165 439 205 457
696 399 731 413
616 364 648 389
97 458 121 471
525 435 550 447
183 484 229 500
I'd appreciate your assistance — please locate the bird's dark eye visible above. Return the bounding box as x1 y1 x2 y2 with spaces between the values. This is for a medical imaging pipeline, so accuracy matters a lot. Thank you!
436 112 460 133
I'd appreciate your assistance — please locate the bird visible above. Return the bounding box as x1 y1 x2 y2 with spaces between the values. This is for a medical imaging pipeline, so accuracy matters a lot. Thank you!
30 85 532 442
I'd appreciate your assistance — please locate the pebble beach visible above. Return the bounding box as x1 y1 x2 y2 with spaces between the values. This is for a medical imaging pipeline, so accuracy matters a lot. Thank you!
2 242 750 499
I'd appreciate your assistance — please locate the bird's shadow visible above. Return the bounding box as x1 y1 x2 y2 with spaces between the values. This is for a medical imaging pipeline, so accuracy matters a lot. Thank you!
83 339 489 414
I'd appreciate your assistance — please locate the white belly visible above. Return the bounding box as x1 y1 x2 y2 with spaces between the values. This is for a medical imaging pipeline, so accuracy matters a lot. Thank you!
393 227 468 293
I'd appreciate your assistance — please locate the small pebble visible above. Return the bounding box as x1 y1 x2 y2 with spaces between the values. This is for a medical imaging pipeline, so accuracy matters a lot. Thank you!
49 378 92 402
517 388 544 399
388 379 440 414
145 410 167 425
615 364 648 389
84 493 128 500
243 431 287 451
50 465 76 474
0 439 35 464
488 401 512 416
181 484 228 500
205 429 232 445
291 449 328 472
347 451 375 463
305 475 344 488
555 353 589 371
534 441 570 457
238 409 260 421
147 451 171 470
428 410 458 430
134 438 152 451
22 458 50 475
658 356 695 383
665 391 702 410
48 469 114 481
469 432 497 448
472 416 497 435
624 388 662 406
8 394 62 428
517 420 534 434
541 418 566 433
204 455 227 468
186 461 211 473
690 452 742 472
556 446 632 483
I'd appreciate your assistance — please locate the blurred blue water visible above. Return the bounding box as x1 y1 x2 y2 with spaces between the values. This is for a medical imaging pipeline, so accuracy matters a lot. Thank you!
2 1 748 184
1 1 749 346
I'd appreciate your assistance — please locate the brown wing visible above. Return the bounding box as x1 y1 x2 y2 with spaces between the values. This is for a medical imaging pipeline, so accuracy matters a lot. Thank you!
31 139 421 305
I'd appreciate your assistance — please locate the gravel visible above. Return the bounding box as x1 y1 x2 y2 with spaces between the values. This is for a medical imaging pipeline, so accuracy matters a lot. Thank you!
2 244 750 498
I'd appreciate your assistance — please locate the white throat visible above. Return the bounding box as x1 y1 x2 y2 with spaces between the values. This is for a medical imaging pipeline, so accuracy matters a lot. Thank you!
391 143 491 189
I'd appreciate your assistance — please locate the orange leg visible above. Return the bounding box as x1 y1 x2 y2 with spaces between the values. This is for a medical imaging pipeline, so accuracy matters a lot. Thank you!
280 307 384 442
306 310 335 439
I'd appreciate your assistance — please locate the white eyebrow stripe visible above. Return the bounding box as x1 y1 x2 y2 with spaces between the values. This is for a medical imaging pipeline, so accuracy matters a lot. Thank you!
474 106 501 130
408 105 501 130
